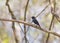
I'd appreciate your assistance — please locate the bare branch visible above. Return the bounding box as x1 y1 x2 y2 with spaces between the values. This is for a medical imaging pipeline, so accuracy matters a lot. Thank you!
36 3 50 18
46 15 54 43
24 0 29 43
0 19 60 37
6 0 19 43
46 0 56 43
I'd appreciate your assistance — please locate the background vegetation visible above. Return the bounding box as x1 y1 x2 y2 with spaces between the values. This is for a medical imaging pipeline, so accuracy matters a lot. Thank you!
0 0 60 43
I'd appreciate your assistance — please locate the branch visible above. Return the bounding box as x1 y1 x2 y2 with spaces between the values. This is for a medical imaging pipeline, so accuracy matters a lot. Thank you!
46 0 56 43
24 0 29 43
36 3 50 17
46 15 54 43
6 0 19 43
56 17 60 22
0 19 60 37
6 0 15 19
6 0 23 32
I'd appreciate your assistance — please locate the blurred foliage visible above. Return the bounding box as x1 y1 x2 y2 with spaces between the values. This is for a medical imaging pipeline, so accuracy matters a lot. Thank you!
0 0 60 43
0 28 10 43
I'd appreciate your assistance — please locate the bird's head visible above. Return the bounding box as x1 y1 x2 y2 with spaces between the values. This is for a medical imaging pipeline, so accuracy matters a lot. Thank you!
31 16 35 19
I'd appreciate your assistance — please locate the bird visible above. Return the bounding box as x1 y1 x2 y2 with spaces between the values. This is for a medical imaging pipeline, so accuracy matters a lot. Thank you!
31 16 40 26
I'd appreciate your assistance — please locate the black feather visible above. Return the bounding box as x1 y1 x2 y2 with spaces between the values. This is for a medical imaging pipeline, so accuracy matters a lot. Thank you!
32 16 40 26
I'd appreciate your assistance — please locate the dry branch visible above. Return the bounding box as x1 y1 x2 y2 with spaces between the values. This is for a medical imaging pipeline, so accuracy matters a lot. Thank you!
0 19 60 37
6 0 19 43
24 0 29 43
36 3 50 17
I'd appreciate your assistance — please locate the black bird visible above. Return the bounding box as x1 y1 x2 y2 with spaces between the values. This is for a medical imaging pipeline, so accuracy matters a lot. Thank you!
31 16 40 26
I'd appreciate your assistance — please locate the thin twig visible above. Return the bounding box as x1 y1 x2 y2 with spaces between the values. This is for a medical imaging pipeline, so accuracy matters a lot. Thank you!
6 0 21 43
0 19 60 37
56 17 60 22
24 0 29 43
36 3 50 18
46 0 56 43
6 0 18 43
6 0 24 32
46 15 54 43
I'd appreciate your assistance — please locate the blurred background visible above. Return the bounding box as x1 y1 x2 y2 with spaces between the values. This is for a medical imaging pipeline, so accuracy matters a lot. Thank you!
0 0 60 43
